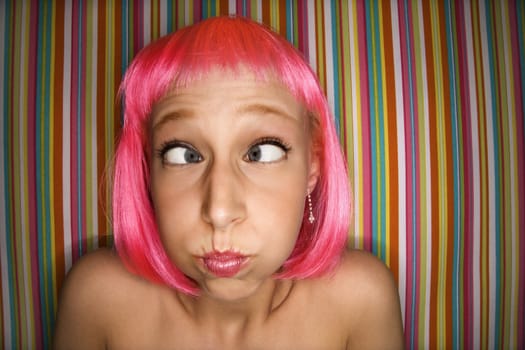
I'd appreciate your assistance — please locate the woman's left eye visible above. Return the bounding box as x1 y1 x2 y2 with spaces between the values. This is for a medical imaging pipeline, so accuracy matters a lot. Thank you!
245 141 289 163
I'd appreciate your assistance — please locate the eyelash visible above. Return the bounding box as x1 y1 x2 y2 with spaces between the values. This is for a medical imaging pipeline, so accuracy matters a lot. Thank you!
155 137 292 162
156 140 195 160
248 137 291 153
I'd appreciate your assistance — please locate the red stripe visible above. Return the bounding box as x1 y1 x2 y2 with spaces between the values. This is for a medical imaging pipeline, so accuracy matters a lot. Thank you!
53 0 66 288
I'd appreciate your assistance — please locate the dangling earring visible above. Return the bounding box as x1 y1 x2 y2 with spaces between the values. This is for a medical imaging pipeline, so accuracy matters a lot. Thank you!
307 193 315 224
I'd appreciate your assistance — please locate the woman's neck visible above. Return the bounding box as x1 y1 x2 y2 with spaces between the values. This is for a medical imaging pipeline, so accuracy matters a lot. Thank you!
176 278 295 332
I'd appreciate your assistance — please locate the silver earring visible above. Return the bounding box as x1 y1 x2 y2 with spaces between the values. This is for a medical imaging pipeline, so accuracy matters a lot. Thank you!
307 193 315 224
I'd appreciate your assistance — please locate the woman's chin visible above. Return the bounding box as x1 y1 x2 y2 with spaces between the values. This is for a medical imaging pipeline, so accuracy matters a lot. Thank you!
199 277 266 302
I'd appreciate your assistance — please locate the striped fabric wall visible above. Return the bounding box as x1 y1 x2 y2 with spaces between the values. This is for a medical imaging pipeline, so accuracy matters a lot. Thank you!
1 1 524 349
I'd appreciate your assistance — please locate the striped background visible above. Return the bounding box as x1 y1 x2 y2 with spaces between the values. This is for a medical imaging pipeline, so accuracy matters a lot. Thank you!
1 0 524 349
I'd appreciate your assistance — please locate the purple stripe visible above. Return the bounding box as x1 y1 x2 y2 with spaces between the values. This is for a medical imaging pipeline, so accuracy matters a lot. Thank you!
356 0 372 251
80 0 88 256
27 3 43 348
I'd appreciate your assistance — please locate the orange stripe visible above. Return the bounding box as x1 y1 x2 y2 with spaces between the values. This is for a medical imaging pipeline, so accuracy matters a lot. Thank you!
261 1 270 26
315 0 326 92
219 0 228 16
278 0 287 37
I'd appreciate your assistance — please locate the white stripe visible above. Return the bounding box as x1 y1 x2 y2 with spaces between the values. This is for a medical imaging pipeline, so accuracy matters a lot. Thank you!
390 0 407 323
323 0 335 114
256 0 263 22
479 2 497 349
307 0 316 73
184 0 190 25
501 2 517 348
91 0 99 249
347 0 359 248
63 0 73 272
229 0 236 15
143 0 151 45
0 2 11 348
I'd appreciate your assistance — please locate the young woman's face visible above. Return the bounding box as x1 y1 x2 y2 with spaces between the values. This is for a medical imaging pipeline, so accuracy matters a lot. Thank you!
149 70 319 300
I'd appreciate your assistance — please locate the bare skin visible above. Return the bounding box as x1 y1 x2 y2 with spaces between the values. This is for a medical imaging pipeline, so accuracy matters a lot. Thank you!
53 248 404 349
54 72 404 349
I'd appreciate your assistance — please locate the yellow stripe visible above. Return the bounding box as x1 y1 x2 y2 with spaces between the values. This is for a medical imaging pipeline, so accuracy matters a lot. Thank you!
430 1 447 346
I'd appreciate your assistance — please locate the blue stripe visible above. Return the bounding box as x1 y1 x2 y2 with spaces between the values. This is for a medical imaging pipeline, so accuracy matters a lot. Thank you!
123 0 131 75
166 0 173 33
444 1 461 348
365 0 378 257
43 1 54 345
210 0 217 17
330 1 340 135
35 1 46 346
286 0 293 44
202 0 208 19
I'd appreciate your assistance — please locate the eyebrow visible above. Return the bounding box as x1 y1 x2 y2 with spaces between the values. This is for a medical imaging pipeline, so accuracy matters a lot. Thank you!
235 103 299 122
151 109 194 132
151 102 300 133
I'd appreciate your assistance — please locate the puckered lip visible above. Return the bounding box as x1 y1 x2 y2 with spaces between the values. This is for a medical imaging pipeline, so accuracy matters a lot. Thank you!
202 250 248 260
198 250 250 278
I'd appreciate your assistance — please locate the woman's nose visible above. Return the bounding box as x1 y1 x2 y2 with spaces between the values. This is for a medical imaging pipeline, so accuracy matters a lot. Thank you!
201 158 246 234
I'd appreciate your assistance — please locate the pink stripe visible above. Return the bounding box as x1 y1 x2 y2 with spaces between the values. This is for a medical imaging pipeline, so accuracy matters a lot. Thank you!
193 1 201 21
396 0 413 342
133 0 143 54
27 2 43 347
356 0 371 251
509 1 525 344
80 0 88 255
297 1 307 56
70 0 79 263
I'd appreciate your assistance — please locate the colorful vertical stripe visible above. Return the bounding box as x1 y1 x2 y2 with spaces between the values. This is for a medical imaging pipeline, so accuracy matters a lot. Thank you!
1 1 524 349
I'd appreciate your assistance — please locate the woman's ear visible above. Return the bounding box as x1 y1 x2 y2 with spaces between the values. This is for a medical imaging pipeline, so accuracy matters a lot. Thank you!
307 154 320 194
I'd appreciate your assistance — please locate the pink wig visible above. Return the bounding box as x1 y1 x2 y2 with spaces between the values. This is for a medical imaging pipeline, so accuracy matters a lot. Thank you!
113 16 351 295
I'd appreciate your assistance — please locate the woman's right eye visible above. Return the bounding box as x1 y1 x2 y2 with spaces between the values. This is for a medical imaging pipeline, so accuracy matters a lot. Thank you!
159 143 203 165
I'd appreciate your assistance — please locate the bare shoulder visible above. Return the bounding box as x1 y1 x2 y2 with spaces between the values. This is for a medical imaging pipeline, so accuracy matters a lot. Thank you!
320 249 405 350
53 248 144 349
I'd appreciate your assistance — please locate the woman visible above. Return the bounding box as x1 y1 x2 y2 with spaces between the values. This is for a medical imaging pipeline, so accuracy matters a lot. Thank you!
54 16 404 349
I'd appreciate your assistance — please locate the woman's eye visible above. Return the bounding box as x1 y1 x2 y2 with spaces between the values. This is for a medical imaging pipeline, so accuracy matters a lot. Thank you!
161 144 202 165
246 143 287 163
